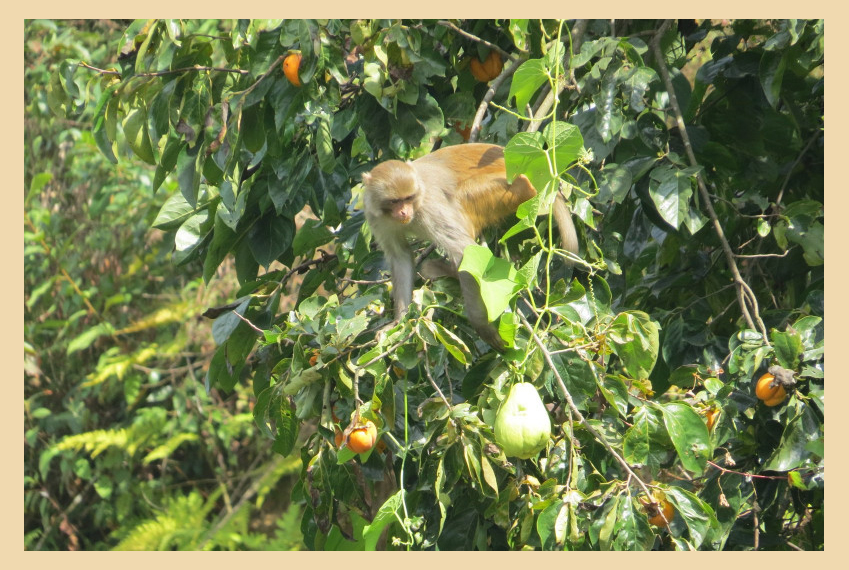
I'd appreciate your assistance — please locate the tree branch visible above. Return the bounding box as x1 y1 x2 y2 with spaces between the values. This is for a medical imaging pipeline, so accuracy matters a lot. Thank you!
468 55 527 142
649 19 769 339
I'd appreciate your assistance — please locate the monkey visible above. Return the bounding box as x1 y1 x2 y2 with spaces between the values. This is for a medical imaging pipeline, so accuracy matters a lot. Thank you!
361 143 579 352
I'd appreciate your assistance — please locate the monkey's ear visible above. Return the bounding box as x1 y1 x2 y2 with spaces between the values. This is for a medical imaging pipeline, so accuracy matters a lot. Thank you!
361 171 372 184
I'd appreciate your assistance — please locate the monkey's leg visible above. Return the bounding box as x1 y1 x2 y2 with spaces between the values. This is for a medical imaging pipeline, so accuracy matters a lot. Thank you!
419 258 457 280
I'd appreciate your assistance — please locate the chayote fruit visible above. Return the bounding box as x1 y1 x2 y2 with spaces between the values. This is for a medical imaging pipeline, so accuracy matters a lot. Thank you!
494 382 551 459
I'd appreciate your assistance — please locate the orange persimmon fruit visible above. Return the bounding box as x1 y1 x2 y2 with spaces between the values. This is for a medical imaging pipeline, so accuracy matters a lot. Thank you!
283 52 302 87
346 420 378 454
470 50 502 82
755 373 786 407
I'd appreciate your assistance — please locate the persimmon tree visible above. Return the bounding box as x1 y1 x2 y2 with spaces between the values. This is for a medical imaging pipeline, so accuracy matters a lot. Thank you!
52 19 824 550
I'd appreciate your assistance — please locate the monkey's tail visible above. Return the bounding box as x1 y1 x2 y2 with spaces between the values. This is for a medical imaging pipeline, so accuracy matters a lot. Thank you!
552 195 580 262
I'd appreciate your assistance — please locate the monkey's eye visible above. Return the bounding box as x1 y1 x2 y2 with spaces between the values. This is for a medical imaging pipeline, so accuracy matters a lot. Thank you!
392 194 416 205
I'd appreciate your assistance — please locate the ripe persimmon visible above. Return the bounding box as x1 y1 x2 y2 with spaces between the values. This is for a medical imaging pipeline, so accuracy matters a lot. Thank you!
470 50 502 82
705 406 720 431
647 498 675 527
483 50 502 79
346 420 378 454
755 373 786 406
283 52 302 87
451 121 472 141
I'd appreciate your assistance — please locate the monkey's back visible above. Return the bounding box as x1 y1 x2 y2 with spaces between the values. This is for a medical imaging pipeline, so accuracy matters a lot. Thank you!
414 144 538 236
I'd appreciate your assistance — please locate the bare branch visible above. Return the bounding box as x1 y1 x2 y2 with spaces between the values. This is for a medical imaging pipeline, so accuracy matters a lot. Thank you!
649 20 769 339
468 55 526 142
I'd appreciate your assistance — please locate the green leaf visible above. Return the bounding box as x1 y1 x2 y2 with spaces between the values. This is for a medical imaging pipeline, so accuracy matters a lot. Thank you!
123 106 157 165
173 209 211 265
176 143 202 207
26 172 53 204
292 218 334 257
541 121 584 168
504 133 548 190
393 92 443 146
537 502 565 549
272 399 300 457
248 213 295 268
240 103 266 153
315 115 336 173
771 328 803 370
152 191 197 230
509 58 548 113
663 486 719 549
457 244 521 321
362 490 403 551
764 405 822 471
658 401 711 475
648 165 693 230
623 406 668 470
211 296 251 345
508 19 529 51
425 320 469 365
598 164 633 204
607 310 660 380
67 322 115 355
203 212 238 282
90 83 120 163
759 50 787 108
153 136 184 193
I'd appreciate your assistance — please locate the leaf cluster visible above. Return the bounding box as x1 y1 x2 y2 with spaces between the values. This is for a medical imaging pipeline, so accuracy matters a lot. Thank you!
40 18 825 551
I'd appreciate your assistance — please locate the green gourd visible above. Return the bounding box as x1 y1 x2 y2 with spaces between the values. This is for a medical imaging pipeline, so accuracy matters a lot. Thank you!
494 382 551 459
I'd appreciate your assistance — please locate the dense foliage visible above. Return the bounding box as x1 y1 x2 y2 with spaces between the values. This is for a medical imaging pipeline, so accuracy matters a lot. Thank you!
25 19 303 551
32 19 824 550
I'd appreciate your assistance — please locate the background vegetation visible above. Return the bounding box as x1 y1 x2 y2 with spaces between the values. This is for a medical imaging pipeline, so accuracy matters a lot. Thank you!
25 19 824 550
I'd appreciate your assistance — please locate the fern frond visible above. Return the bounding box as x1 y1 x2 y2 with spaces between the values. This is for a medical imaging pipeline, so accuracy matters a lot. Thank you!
54 428 129 458
112 491 209 551
143 433 200 464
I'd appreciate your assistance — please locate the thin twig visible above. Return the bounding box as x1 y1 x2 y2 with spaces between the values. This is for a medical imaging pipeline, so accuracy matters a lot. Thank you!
79 61 249 77
437 21 516 57
707 460 788 480
775 131 821 207
734 251 791 260
423 360 457 429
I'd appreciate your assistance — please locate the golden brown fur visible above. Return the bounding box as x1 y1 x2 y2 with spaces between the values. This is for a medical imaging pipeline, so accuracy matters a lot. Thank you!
362 143 578 351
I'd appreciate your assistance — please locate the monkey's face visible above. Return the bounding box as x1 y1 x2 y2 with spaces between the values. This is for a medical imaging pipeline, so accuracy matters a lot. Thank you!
387 195 417 224
362 160 421 227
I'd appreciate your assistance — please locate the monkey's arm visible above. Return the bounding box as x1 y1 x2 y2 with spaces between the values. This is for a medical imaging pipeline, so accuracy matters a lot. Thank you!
386 243 415 320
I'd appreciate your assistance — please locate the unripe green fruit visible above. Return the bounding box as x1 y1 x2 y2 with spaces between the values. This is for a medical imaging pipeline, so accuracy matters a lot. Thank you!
494 383 551 459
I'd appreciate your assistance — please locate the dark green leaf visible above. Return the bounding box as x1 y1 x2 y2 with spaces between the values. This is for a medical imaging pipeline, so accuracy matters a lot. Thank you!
658 401 711 474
